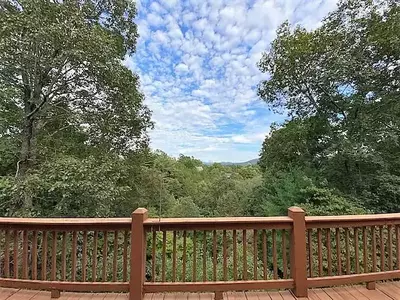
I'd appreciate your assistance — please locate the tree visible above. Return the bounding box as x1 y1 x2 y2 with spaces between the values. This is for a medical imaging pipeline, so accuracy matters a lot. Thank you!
0 0 152 209
257 0 400 212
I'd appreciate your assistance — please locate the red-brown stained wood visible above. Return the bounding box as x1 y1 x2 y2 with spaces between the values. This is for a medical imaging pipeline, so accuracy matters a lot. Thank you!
253 230 257 280
22 230 28 279
388 225 393 271
193 230 197 282
72 231 78 281
82 231 88 282
32 231 38 280
4 229 10 277
262 230 267 280
42 231 47 281
282 230 287 279
123 230 128 282
354 228 359 274
51 231 57 281
363 227 368 273
233 230 237 281
202 231 207 282
113 231 118 282
326 229 332 276
336 228 341 275
308 229 313 278
380 226 385 271
182 230 187 282
345 228 350 275
288 207 307 297
223 230 227 281
102 231 108 282
162 231 166 282
130 208 148 300
372 226 377 272
317 228 322 277
13 230 18 279
397 226 400 270
92 231 98 282
62 232 67 281
272 229 277 280
213 230 217 281
172 231 177 282
243 230 247 280
151 231 156 282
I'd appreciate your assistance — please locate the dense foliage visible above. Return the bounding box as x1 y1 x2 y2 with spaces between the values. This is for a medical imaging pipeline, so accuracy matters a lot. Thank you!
258 0 400 214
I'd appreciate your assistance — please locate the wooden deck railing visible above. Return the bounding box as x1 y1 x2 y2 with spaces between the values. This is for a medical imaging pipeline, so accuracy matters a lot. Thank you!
1 207 400 299
0 217 131 295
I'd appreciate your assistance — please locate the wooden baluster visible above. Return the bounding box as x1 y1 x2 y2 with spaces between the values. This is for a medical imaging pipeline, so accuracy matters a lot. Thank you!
354 228 359 274
72 231 78 281
213 230 217 281
182 230 187 282
62 232 67 281
326 229 332 276
345 228 350 274
51 231 57 281
372 226 377 272
202 231 207 281
336 228 341 275
13 230 19 279
92 231 98 282
262 230 267 280
380 226 385 271
82 231 88 282
272 229 277 280
363 227 368 273
223 230 227 281
42 231 47 280
123 230 128 282
32 231 37 280
162 231 166 282
102 231 107 281
151 231 156 282
233 230 237 281
308 229 313 277
253 229 258 280
112 231 118 282
388 225 393 271
193 231 197 282
283 230 287 279
172 231 177 282
5 230 10 277
243 229 248 280
22 230 28 279
317 228 322 277
397 226 400 270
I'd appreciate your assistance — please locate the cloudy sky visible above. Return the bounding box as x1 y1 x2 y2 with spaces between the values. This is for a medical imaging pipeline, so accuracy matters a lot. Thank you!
126 0 338 162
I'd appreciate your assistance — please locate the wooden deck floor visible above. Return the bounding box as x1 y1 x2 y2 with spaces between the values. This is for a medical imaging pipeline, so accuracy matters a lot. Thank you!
1 282 400 300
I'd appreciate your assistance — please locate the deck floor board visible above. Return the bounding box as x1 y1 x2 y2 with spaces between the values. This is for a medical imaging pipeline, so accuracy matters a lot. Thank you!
1 282 400 300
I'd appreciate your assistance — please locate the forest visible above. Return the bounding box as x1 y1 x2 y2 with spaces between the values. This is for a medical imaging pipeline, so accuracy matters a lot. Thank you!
0 0 399 222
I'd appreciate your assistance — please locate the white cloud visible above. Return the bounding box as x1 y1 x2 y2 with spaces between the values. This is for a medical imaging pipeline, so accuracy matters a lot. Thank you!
130 0 339 162
147 13 164 27
175 63 189 73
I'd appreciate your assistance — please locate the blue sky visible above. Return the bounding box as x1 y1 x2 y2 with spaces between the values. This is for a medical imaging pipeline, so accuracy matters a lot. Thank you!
125 0 338 162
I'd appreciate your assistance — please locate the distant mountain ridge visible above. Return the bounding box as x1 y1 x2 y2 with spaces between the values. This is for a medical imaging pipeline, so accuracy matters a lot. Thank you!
217 158 259 166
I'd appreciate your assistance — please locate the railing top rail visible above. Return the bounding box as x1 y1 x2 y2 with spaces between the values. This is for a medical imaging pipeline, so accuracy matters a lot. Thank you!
0 217 131 230
306 213 400 228
144 216 293 230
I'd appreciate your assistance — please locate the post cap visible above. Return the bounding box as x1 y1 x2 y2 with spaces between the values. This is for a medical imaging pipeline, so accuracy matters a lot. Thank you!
132 208 148 216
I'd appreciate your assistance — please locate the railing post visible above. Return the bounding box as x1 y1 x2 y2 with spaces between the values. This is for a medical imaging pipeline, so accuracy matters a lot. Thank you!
288 206 308 297
130 208 148 300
